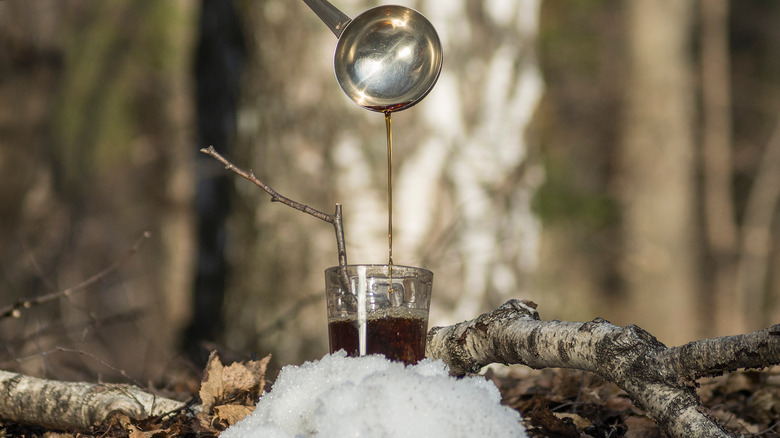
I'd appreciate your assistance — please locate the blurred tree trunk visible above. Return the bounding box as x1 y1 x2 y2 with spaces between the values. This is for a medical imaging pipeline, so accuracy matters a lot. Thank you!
0 0 197 381
736 118 780 332
618 0 701 344
700 0 740 335
728 3 780 334
229 0 544 368
182 0 245 365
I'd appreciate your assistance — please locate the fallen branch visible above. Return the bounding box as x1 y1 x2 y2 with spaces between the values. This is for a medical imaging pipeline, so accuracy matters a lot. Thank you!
427 299 780 438
0 370 185 431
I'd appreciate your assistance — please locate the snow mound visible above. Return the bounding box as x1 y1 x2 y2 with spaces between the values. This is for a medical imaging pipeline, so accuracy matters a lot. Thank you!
221 351 526 438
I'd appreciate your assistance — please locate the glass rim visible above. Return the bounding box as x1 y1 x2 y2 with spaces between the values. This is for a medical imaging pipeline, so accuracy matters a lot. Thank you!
325 264 433 277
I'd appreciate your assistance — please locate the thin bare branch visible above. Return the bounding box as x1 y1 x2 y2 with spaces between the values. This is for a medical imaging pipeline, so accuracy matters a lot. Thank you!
200 146 350 283
333 204 351 288
1 309 145 369
200 146 334 223
0 232 151 320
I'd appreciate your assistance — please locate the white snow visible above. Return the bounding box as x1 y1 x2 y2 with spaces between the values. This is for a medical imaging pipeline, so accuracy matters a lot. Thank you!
221 352 527 438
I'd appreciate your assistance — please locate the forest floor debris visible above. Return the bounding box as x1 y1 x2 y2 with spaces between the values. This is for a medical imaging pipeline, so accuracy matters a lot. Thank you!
1 358 778 437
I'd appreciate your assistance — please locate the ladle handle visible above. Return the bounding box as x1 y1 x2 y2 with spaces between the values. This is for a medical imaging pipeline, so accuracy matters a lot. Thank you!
302 0 352 38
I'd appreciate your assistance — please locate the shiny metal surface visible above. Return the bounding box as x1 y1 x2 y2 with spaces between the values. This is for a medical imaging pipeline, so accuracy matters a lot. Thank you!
303 1 443 112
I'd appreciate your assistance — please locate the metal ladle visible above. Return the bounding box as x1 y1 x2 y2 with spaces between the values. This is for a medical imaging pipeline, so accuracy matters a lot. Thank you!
302 0 443 112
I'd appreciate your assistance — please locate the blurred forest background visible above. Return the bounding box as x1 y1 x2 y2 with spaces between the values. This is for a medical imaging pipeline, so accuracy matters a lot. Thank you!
1 0 780 385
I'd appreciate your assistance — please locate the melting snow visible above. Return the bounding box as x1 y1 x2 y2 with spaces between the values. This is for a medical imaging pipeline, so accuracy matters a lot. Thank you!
221 352 527 438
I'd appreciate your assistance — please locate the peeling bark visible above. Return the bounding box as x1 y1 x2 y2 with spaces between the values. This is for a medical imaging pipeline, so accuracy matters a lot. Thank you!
0 370 184 431
427 299 780 438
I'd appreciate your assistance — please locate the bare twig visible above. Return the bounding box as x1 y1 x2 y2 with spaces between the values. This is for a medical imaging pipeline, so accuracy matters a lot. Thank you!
200 146 350 281
0 232 152 320
201 146 332 222
0 308 145 369
12 347 144 388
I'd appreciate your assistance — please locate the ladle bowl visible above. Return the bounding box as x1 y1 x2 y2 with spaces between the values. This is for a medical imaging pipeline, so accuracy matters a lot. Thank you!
303 0 443 112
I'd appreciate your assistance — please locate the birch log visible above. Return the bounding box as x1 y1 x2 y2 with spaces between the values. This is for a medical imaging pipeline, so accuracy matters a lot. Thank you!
0 370 184 431
427 299 780 438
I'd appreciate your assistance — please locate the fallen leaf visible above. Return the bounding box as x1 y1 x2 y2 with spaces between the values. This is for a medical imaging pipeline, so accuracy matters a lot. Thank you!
527 406 579 438
604 393 636 412
195 411 219 434
624 415 662 438
199 351 224 414
221 354 270 404
553 412 591 429
214 404 255 427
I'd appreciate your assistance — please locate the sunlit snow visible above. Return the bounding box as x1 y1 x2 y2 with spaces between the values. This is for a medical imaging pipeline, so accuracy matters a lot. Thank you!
221 352 527 438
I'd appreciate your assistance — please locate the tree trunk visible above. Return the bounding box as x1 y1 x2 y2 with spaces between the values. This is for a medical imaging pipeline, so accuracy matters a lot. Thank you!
618 0 700 344
0 0 198 381
700 0 740 336
183 0 246 366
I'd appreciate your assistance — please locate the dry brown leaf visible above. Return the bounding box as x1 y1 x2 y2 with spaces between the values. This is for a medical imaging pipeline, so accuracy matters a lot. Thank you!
624 415 662 438
222 363 257 393
723 372 754 394
199 351 271 414
127 427 151 438
195 411 219 434
199 351 225 414
527 406 579 438
604 393 637 412
553 412 591 429
222 354 270 398
245 356 270 377
214 404 255 427
708 408 761 435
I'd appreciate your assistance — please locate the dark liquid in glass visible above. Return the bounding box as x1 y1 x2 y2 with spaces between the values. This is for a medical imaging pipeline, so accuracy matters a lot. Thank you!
328 314 427 365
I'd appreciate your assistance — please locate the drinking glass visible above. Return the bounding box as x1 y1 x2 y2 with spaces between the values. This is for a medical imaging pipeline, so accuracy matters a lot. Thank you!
325 264 433 365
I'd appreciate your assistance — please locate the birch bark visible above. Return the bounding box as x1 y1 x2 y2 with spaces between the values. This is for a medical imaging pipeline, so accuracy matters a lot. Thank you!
0 370 184 431
427 299 780 438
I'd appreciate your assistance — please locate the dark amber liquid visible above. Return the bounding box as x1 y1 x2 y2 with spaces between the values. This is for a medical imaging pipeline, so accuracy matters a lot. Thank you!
328 314 428 365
